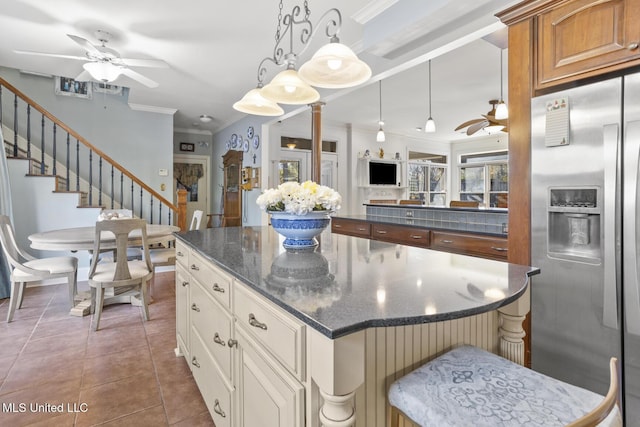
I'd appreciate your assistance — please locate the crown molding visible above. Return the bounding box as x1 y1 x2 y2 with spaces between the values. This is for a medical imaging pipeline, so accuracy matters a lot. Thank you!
352 0 399 24
128 103 177 115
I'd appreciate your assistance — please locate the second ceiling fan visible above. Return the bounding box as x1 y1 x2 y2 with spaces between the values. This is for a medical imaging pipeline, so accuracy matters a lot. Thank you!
15 30 168 88
454 99 508 135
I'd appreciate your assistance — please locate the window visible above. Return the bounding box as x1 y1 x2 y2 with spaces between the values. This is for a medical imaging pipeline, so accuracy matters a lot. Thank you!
459 151 508 208
407 152 448 206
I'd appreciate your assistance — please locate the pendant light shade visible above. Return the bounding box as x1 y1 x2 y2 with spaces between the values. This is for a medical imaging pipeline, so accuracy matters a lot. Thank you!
261 67 320 105
298 39 372 89
424 60 436 133
495 48 508 120
83 61 121 82
376 80 385 142
233 86 284 116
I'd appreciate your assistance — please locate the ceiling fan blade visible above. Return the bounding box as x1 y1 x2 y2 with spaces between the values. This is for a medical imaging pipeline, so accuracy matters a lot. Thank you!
121 58 169 68
120 67 159 88
67 34 102 56
454 118 484 131
74 70 93 82
467 120 489 135
13 50 87 61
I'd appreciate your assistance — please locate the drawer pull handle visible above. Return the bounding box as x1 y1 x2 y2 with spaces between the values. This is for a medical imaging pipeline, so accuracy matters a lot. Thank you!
191 356 200 368
357 227 367 231
376 230 388 234
334 224 342 228
213 333 226 346
190 264 199 271
212 283 225 293
181 281 189 287
227 338 238 348
177 251 184 257
410 235 423 239
248 313 268 330
628 42 639 50
191 303 200 312
440 239 454 244
491 246 508 252
213 399 226 418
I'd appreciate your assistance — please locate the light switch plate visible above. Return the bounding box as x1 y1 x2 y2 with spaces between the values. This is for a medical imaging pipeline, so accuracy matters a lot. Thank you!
159 168 168 176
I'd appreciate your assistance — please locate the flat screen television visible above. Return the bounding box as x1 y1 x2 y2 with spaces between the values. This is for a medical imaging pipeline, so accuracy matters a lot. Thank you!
369 161 398 185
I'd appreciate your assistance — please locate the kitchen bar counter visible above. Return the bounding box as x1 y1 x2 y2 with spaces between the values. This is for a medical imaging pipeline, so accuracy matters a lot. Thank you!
175 226 539 427
176 226 537 339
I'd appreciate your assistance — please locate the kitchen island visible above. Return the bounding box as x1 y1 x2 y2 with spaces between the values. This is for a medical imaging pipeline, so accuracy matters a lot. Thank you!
174 226 538 427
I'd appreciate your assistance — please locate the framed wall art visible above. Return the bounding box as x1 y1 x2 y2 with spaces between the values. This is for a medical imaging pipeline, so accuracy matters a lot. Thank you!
54 76 93 99
179 142 195 152
93 82 123 95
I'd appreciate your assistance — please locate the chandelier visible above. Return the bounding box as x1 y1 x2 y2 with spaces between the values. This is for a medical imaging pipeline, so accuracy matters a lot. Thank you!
233 0 372 116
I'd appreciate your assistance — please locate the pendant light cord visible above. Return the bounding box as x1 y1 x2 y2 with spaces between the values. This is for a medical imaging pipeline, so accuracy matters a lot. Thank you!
379 80 383 124
500 49 504 101
428 60 432 116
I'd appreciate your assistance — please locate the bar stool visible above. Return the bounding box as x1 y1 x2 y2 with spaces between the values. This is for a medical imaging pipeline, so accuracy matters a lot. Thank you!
388 345 621 427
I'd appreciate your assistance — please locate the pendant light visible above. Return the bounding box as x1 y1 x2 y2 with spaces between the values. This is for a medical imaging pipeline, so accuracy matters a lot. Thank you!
376 80 385 142
233 84 285 116
424 60 436 133
261 61 320 105
83 61 121 82
495 48 508 120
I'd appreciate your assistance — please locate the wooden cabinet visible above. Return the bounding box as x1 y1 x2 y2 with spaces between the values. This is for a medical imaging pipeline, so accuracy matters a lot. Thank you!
176 243 306 426
370 223 430 247
331 217 371 237
431 231 508 261
222 150 242 227
531 0 640 90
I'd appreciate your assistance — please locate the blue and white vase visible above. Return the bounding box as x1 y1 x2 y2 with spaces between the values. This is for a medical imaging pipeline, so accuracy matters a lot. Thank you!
269 211 332 249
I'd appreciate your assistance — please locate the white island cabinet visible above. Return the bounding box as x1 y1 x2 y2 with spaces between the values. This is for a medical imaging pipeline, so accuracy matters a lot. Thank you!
175 227 538 427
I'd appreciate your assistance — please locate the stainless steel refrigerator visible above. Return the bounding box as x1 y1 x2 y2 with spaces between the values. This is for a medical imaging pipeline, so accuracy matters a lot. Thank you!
531 72 640 426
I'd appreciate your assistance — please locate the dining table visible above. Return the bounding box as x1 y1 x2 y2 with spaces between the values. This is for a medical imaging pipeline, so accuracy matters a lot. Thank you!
28 223 180 315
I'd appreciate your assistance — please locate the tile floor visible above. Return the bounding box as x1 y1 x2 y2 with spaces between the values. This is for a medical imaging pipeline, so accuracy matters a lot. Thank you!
0 272 216 426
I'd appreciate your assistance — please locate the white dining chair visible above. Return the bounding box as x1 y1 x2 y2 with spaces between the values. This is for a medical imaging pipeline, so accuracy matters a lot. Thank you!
88 218 153 331
389 345 622 427
0 215 78 322
148 209 202 271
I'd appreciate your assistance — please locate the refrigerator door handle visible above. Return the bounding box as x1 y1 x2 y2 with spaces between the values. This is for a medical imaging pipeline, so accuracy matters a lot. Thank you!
603 124 619 329
624 118 640 336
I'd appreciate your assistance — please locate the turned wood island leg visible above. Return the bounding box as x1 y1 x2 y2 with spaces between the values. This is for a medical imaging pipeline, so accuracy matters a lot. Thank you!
498 286 530 365
310 329 365 427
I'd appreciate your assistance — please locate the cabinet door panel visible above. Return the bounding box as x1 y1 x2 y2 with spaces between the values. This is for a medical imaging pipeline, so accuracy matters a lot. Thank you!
236 327 304 427
431 231 508 260
371 223 430 248
175 264 190 358
331 218 371 237
537 0 640 88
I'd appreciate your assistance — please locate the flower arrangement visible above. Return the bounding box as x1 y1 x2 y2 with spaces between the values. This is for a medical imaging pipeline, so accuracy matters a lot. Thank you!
256 181 342 215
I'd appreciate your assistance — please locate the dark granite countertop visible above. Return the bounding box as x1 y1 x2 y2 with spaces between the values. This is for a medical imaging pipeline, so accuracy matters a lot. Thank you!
175 226 539 339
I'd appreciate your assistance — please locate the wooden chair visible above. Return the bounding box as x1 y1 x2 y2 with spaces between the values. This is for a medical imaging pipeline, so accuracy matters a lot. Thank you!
88 218 153 331
398 199 424 205
389 345 621 427
449 200 479 208
368 199 397 204
0 215 78 322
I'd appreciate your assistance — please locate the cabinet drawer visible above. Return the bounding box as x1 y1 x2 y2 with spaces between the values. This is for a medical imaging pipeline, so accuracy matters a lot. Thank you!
331 218 371 237
371 223 430 247
190 327 233 427
431 231 508 260
191 278 233 382
234 284 305 380
189 251 232 309
175 240 189 269
175 264 190 358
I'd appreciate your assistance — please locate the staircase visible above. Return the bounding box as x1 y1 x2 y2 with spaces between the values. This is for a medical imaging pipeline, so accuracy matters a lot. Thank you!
1 76 181 226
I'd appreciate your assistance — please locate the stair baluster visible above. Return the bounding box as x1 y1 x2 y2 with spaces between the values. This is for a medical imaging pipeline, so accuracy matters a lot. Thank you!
120 172 124 207
139 186 143 218
98 156 103 206
88 149 93 206
76 139 80 191
130 181 134 215
12 94 18 157
26 105 31 159
52 123 57 176
110 165 114 209
40 114 45 174
65 133 70 191
150 196 154 224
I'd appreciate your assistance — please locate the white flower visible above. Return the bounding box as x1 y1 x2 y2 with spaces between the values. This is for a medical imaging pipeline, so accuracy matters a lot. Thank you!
256 181 341 215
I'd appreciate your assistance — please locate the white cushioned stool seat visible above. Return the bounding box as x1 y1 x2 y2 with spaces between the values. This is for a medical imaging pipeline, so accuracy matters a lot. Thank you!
14 257 77 278
388 345 621 427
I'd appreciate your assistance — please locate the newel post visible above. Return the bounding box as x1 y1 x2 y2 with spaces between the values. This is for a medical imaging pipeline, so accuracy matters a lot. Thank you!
177 189 188 231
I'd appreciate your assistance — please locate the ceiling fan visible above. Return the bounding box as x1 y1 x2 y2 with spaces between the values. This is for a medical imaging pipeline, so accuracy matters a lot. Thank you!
14 30 168 88
455 99 508 135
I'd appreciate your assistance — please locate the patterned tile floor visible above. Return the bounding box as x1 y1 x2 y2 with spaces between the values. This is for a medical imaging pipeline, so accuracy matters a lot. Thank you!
0 272 215 426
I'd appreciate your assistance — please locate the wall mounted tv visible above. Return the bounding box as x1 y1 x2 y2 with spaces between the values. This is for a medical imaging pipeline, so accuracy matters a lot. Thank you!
369 161 398 185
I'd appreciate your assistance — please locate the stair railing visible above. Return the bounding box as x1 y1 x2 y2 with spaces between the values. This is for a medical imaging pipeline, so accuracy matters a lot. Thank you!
0 76 180 227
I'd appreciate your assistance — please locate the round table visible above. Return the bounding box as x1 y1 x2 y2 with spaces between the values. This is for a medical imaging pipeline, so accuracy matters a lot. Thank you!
29 224 180 251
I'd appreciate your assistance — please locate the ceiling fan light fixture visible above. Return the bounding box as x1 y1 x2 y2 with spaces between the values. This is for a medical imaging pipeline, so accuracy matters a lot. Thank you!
233 87 284 116
298 39 372 89
261 68 320 105
484 124 505 134
83 61 121 82
199 114 213 123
